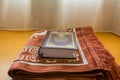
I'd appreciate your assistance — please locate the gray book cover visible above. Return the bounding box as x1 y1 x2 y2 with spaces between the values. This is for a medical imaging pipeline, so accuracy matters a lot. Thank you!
39 31 77 59
42 31 77 49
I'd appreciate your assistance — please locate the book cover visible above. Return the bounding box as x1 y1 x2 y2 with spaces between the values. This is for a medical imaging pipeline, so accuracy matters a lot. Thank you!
38 31 77 59
42 31 77 49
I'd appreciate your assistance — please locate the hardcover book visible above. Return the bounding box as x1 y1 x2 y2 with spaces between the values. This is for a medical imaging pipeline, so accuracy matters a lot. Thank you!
39 31 77 59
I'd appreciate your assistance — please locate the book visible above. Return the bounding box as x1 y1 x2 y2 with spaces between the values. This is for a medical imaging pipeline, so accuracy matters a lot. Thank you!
38 31 77 59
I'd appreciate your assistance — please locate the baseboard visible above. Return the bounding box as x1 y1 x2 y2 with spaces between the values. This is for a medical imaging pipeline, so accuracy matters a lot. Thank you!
0 26 120 36
95 30 120 36
0 27 41 31
0 26 56 31
111 31 120 36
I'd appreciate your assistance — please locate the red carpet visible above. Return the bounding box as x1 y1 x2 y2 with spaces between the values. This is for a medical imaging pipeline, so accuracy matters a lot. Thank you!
8 27 120 80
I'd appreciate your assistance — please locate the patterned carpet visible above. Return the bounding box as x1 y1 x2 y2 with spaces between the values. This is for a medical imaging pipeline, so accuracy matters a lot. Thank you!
0 30 119 64
0 30 120 80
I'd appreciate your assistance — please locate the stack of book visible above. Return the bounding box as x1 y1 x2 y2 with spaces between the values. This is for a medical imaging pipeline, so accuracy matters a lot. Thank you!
38 30 78 59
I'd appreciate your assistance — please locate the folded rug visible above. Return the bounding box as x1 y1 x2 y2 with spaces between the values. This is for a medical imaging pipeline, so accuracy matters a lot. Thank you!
8 27 120 80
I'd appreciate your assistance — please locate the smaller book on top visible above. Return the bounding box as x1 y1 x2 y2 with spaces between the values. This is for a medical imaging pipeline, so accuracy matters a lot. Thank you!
38 31 78 59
